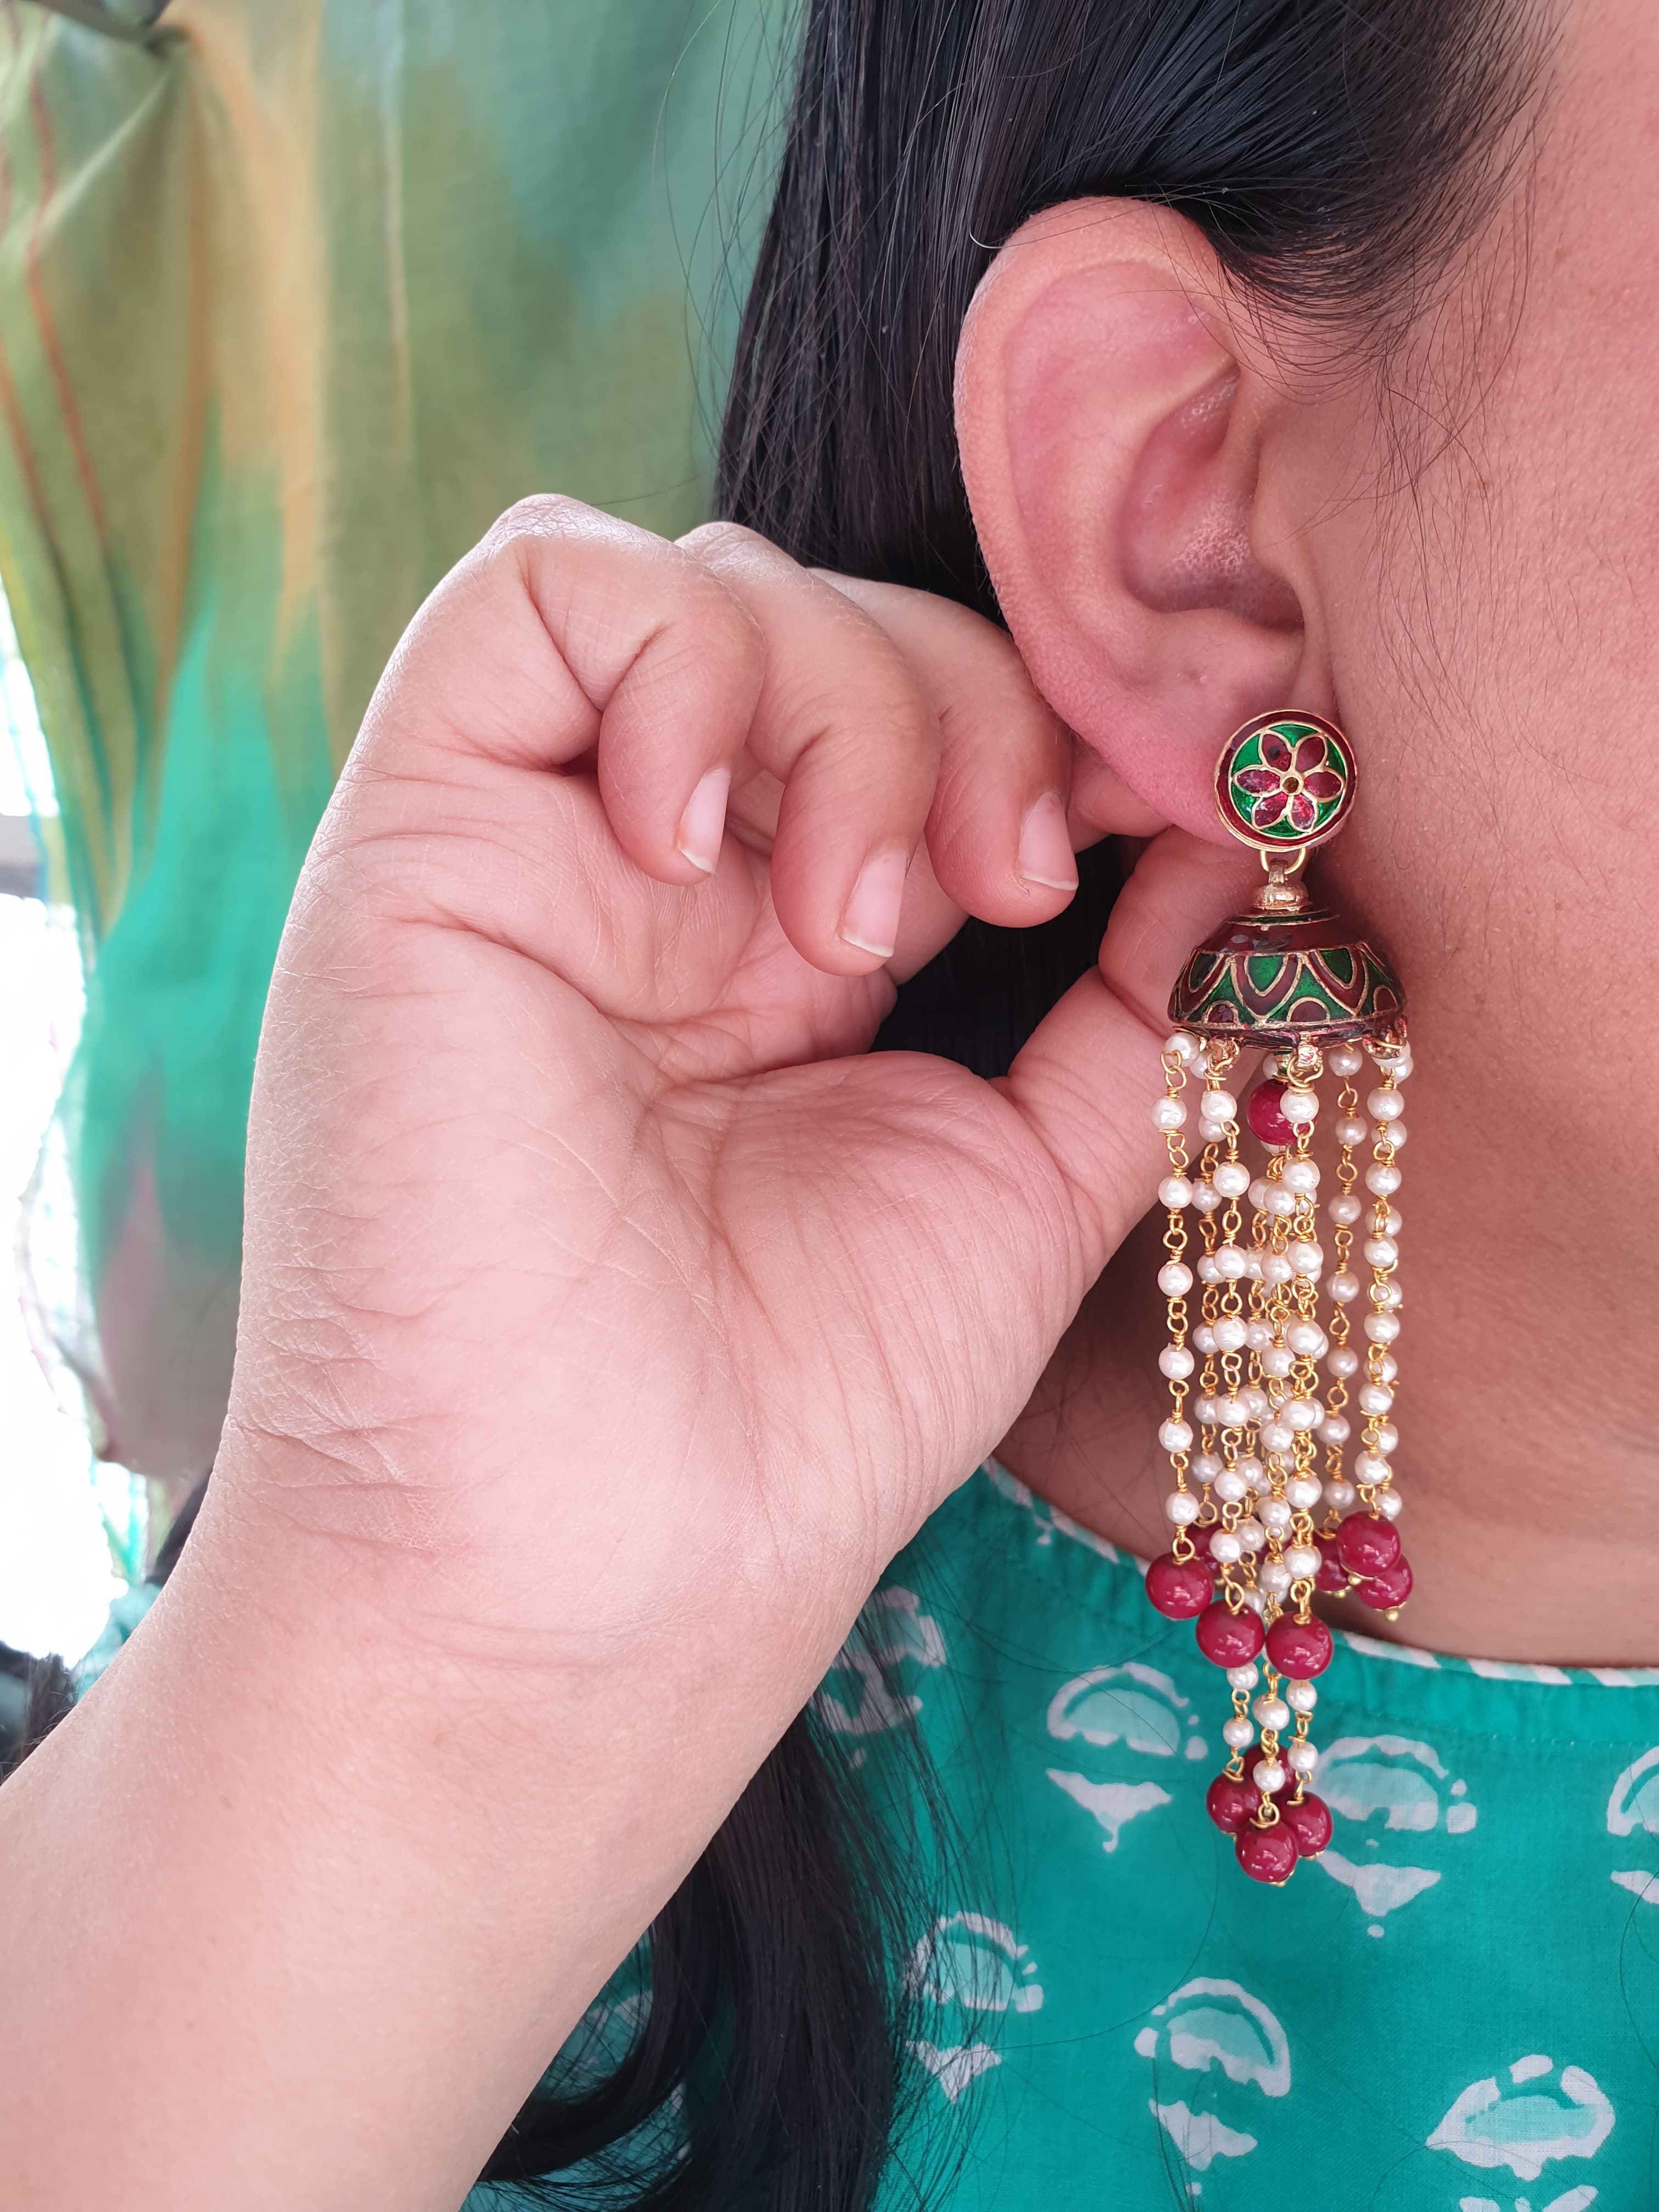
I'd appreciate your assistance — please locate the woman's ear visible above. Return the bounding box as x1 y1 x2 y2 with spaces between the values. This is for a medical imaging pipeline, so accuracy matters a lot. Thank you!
955 200 1334 839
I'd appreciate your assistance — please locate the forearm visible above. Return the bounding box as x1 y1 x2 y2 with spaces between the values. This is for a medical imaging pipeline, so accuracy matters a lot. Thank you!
0 1473 772 2211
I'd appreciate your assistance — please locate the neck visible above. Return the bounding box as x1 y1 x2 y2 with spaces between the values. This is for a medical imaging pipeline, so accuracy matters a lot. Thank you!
999 1189 1654 1669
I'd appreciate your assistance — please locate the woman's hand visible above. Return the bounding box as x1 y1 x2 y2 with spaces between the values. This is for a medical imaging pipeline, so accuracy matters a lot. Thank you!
0 499 1252 2212
228 497 1245 1698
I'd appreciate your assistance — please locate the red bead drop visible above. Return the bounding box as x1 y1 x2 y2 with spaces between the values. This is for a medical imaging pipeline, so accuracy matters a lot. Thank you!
1277 1791 1334 1858
1356 1557 1414 1611
1246 1079 1297 1147
1195 1601 1266 1667
1313 1530 1350 1594
1145 1554 1215 1621
1205 1774 1262 1835
1235 1822 1301 1885
1336 1513 1402 1578
1265 1612 1334 1679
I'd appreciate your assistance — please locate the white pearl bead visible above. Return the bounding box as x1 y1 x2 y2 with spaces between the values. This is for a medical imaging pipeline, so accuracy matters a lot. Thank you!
1379 1353 1399 1383
1192 1181 1221 1212
1328 1045 1364 1077
1282 1088 1319 1124
1365 1161 1402 1196
1260 1346 1294 1379
1245 1321 1273 1352
1216 1396 1249 1428
1247 1180 1272 1216
1363 1235 1400 1269
1252 1695 1291 1732
1318 1414 1351 1447
1286 1322 1327 1358
1327 1194 1363 1226
1259 1496 1293 1534
1252 1759 1286 1793
1283 1159 1321 1192
1192 1325 1217 1356
1372 1423 1399 1455
1240 1386 1271 1423
1329 1271 1361 1303
1368 1087 1404 1121
1288 1475 1323 1511
1283 1398 1322 1432
1223 1716 1256 1750
1379 1119 1407 1149
1159 1175 1194 1209
1262 1184 1295 1217
1260 1421 1295 1455
1165 1490 1200 1525
1165 1031 1200 1063
1289 1240 1324 1279
1199 1397 1226 1427
1375 1487 1404 1520
1235 1455 1266 1492
1372 1279 1404 1310
1192 1452 1224 1483
1364 1311 1401 1343
1358 1383 1394 1416
1154 1097 1188 1130
1212 1160 1250 1198
1242 1249 1264 1279
1283 1544 1322 1578
1159 1344 1195 1379
1285 1679 1318 1713
1204 1089 1239 1124
1323 1479 1357 1512
1257 1559 1291 1596
1209 1530 1243 1564
1226 1663 1259 1692
1260 1253 1296 1285
1353 1452 1390 1485
1381 1206 1403 1235
1334 1116 1369 1147
1196 1254 1221 1284
1212 1316 1248 1353
1327 1347 1360 1378
1158 1262 1194 1297
1235 1516 1267 1554
1213 1469 1249 1505
1238 1586 1265 1614
1214 1244 1249 1280
1286 1741 1319 1775
1261 1048 1286 1077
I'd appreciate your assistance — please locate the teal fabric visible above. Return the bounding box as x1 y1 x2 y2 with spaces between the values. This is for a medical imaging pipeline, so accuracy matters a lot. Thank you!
487 1460 1659 2210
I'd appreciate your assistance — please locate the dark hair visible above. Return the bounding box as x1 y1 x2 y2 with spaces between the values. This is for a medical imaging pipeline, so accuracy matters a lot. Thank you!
475 0 1543 2203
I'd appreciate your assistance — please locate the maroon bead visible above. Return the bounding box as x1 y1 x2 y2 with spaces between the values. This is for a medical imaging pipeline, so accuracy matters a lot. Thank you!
1195 1601 1266 1667
1356 1557 1414 1611
1206 1774 1262 1835
1235 1822 1301 1885
1313 1530 1350 1594
1246 1079 1296 1147
1186 1522 1220 1572
1265 1612 1334 1679
1336 1513 1402 1578
1145 1554 1214 1621
1277 1791 1334 1858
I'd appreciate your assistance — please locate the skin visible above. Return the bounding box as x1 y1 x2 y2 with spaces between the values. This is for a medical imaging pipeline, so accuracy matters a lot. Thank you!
0 0 1649 2199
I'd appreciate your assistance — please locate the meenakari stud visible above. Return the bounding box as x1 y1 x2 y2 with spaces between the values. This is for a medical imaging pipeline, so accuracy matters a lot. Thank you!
1144 713 1410 1886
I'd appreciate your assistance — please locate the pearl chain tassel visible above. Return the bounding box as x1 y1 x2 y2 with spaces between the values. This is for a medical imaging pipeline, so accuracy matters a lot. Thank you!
1145 1026 1412 1884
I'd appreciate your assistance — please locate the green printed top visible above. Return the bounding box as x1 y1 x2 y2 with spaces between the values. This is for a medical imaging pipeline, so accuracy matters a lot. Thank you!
476 1461 1659 2212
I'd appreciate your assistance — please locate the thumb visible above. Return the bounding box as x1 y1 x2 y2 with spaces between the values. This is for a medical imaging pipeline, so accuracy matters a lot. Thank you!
1001 828 1258 1273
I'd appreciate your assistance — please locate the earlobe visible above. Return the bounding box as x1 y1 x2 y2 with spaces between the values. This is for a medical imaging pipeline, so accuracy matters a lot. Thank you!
955 201 1328 838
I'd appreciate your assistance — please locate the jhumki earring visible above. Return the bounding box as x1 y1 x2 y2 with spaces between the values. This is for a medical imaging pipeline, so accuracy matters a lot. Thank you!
1143 712 1410 1886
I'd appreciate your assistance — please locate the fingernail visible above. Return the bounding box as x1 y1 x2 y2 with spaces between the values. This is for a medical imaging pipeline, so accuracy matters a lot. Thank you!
838 849 909 960
1016 791 1079 893
675 766 731 875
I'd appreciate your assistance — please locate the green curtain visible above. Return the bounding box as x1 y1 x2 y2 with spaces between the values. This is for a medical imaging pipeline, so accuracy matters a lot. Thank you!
0 0 790 1519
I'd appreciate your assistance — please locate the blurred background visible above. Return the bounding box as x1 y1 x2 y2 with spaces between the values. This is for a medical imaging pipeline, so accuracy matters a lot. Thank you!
0 0 792 1688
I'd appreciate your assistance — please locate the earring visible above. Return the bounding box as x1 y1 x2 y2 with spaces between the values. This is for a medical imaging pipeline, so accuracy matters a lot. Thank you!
1143 713 1410 1886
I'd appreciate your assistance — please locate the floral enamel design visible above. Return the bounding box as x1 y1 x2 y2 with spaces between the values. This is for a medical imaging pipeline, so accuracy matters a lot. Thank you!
1215 715 1355 851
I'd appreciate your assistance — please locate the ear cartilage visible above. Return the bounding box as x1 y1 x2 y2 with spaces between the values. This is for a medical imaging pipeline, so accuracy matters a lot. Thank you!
1146 713 1409 1886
